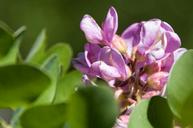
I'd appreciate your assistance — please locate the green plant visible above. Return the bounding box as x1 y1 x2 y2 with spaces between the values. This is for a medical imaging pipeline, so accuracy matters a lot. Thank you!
0 20 192 128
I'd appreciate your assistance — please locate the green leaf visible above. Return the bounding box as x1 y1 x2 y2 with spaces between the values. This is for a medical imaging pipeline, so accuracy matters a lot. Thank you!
67 86 119 128
14 26 26 39
35 55 60 105
25 29 46 65
167 50 193 125
128 96 173 128
53 70 82 104
0 21 14 59
0 37 21 66
0 64 51 107
21 103 66 128
46 43 72 74
0 21 13 34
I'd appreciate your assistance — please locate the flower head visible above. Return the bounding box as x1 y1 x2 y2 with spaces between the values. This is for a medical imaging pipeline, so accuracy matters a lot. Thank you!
73 6 186 128
73 43 131 83
80 7 118 45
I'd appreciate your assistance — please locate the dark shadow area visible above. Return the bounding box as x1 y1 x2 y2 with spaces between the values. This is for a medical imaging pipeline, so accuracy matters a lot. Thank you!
147 96 173 128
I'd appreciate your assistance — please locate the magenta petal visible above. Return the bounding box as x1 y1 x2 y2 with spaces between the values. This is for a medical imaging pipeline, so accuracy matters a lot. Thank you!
99 46 112 65
161 21 174 32
165 31 181 53
99 46 128 80
140 73 148 85
121 23 142 47
149 48 165 60
84 43 101 65
89 61 101 77
110 49 129 80
80 15 103 44
73 53 89 74
160 53 174 72
102 6 118 43
99 61 121 81
141 20 161 48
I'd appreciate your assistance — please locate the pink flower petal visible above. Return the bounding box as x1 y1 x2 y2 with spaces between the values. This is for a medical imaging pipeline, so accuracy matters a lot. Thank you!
84 43 101 65
102 6 118 43
165 31 181 53
161 21 174 32
72 53 89 74
141 19 161 48
121 23 142 47
99 61 121 81
80 15 103 44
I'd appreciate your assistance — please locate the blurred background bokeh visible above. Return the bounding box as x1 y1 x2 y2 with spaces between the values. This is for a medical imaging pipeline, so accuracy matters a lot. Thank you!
0 0 193 56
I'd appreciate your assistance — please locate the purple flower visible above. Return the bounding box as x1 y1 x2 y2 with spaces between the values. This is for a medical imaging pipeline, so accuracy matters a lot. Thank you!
80 7 118 45
73 6 187 128
122 19 181 61
120 19 186 96
80 7 129 54
73 43 131 83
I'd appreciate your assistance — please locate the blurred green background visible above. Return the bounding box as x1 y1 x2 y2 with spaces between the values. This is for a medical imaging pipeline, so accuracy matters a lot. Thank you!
0 0 193 56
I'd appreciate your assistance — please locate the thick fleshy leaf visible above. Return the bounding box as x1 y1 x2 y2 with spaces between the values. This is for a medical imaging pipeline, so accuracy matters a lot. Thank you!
46 43 72 74
25 29 46 65
67 86 119 128
167 50 193 125
53 71 82 104
80 15 102 44
0 65 51 107
21 103 66 128
102 6 118 43
35 55 60 105
128 96 173 128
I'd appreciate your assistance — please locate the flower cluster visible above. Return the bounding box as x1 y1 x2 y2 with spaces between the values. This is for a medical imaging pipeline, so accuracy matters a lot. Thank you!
73 7 186 128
